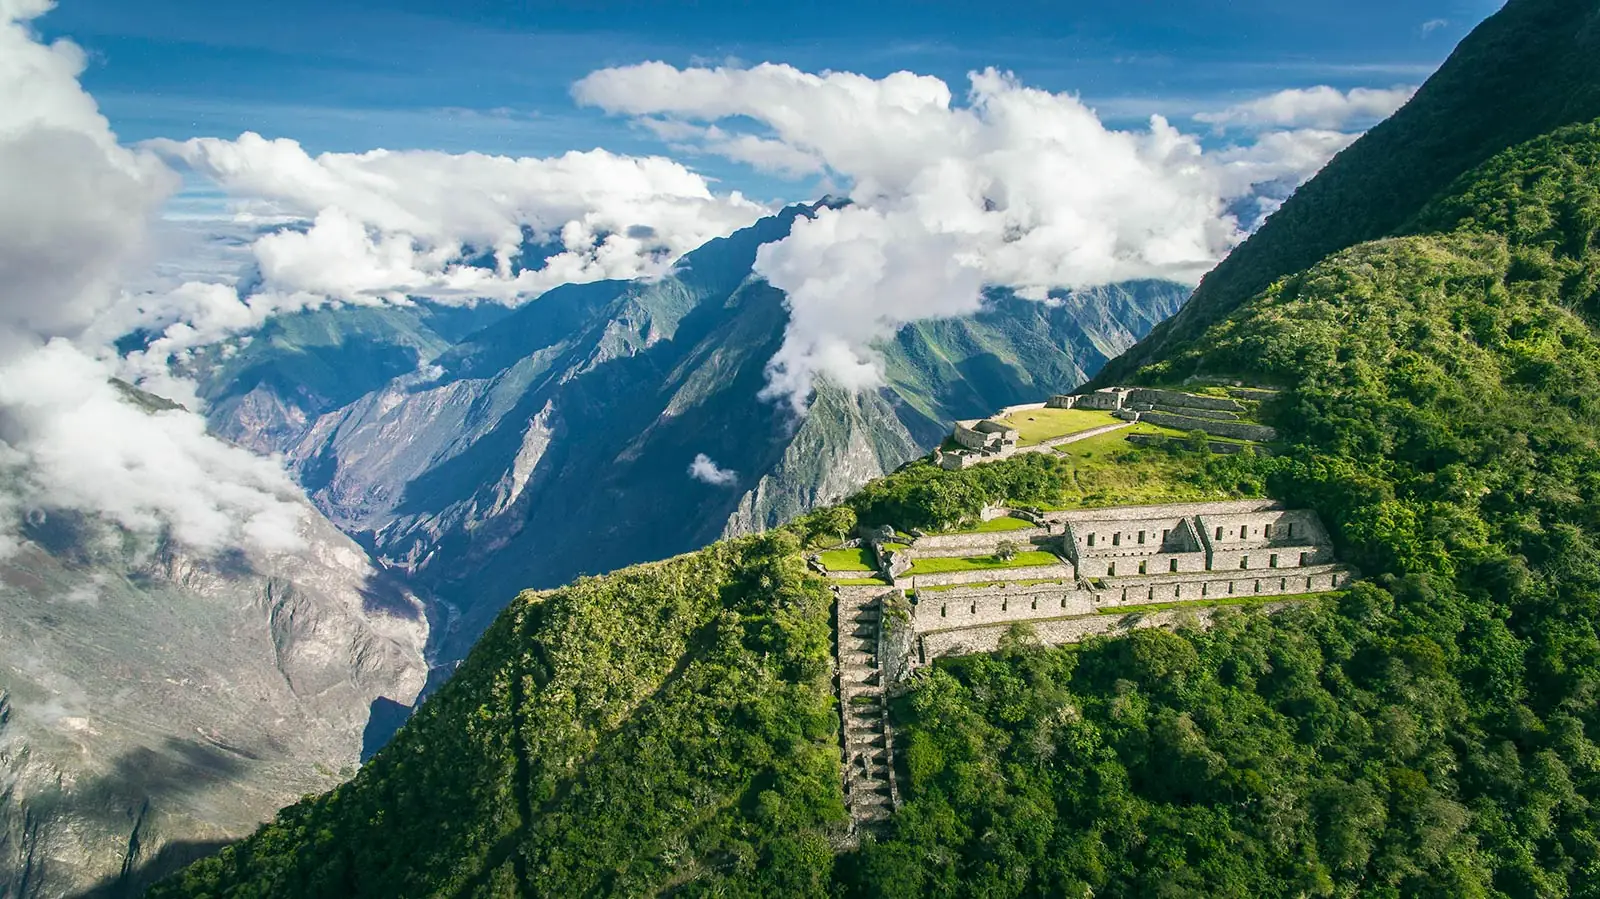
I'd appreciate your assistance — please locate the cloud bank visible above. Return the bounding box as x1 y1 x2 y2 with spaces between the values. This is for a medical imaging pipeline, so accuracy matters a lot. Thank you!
0 0 305 558
576 63 1396 411
1196 85 1415 131
145 134 768 307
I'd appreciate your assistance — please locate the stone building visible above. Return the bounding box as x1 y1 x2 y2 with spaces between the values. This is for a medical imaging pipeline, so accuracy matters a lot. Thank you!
879 500 1356 669
943 385 1277 470
934 418 1020 469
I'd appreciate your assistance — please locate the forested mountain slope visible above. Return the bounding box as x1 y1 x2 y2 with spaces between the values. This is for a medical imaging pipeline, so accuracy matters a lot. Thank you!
151 106 1600 899
1096 0 1600 383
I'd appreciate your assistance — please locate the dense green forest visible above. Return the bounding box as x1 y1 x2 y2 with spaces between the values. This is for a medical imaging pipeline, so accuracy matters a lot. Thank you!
150 6 1600 895
1097 0 1600 384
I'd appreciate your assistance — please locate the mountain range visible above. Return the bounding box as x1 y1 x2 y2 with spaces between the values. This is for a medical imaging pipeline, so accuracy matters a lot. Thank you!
183 202 1185 662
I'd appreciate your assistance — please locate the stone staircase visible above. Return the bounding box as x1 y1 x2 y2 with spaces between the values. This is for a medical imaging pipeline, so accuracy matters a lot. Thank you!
835 586 897 838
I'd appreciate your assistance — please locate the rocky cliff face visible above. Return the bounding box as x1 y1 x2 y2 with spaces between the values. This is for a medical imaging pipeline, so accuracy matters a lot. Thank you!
188 205 1187 661
0 503 428 899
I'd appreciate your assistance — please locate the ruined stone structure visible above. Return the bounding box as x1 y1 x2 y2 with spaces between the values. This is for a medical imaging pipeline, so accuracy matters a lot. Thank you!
877 500 1353 670
942 386 1277 471
934 418 1020 469
830 498 1355 829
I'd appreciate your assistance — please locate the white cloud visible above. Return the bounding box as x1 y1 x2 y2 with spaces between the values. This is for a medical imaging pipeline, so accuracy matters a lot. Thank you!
577 63 1364 411
1421 18 1449 36
0 342 306 554
0 0 305 559
688 453 738 486
1195 85 1415 131
143 133 769 307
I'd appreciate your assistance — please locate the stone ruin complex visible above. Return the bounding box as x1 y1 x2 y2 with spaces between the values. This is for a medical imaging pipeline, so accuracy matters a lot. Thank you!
825 497 1354 835
1051 386 1279 442
933 385 1280 470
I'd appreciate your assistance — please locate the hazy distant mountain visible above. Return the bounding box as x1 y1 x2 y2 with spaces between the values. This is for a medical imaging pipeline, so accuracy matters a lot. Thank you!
0 482 428 898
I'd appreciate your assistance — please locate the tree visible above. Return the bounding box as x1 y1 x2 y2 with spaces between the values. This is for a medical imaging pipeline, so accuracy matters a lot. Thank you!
994 539 1021 561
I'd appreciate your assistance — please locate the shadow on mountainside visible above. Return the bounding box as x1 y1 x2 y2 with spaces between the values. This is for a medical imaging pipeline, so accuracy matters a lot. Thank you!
74 838 233 899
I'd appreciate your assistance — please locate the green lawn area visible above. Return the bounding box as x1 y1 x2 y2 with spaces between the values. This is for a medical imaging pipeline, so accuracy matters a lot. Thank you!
943 516 1035 535
819 547 877 572
998 407 1122 446
881 541 912 553
833 576 892 586
1009 420 1269 513
907 551 1063 576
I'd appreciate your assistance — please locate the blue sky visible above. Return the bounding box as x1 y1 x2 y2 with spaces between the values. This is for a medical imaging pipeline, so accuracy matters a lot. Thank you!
39 0 1502 200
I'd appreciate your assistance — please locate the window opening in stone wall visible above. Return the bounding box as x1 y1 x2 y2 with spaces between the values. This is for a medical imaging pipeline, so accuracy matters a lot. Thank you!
1060 597 1066 609
1031 598 1037 610
1240 556 1249 569
1113 532 1121 546
1087 533 1095 547
1270 554 1278 568
1138 530 1146 544
970 603 977 614
1264 523 1272 539
1169 559 1178 572
1202 582 1209 596
1108 562 1116 576
1215 526 1223 540
1001 599 1007 611
1228 581 1235 595
1162 529 1169 542
1255 579 1262 593
1174 585 1181 598
1139 560 1147 574
1147 587 1154 600
941 604 947 617
1280 578 1287 591
1306 576 1314 589
1287 522 1295 538
1300 551 1310 566
1240 526 1248 538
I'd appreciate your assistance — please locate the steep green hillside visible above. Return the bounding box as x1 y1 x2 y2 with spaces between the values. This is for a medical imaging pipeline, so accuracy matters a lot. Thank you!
1097 0 1600 383
151 532 844 897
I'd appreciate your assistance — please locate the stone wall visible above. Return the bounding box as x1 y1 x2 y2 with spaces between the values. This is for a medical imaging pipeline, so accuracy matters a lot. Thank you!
1045 499 1280 525
907 529 1053 558
1127 388 1246 413
1075 550 1209 578
1147 404 1240 421
911 582 1096 631
1063 516 1200 561
920 601 1301 661
1196 509 1329 548
1206 545 1337 572
1075 389 1129 411
1125 434 1261 455
1139 411 1278 442
1092 564 1353 607
906 563 1075 589
1046 395 1077 409
951 422 991 451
